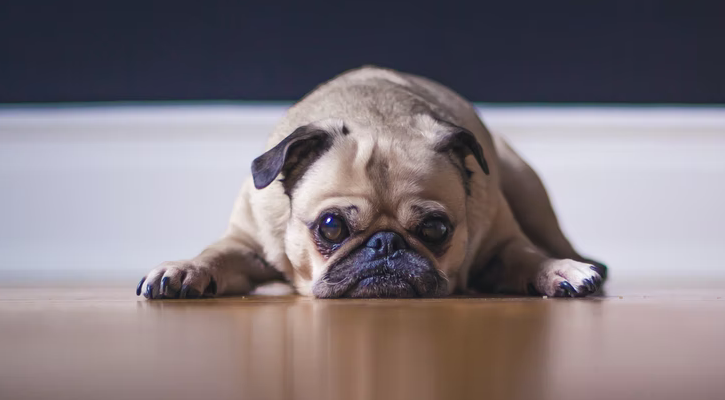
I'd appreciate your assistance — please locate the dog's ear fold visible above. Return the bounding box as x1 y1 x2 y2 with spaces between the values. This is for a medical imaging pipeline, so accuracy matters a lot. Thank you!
251 125 334 191
435 129 490 175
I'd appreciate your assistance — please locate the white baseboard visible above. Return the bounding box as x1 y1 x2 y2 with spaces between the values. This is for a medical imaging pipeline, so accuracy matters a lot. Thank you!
2 104 724 284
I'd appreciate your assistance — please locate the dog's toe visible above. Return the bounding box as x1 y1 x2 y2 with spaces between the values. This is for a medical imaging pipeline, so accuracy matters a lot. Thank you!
136 277 146 296
137 261 217 300
536 259 603 298
556 281 578 297
140 268 167 299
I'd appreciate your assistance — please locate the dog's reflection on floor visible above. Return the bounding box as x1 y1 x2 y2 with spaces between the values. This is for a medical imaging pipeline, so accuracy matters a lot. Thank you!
222 299 552 400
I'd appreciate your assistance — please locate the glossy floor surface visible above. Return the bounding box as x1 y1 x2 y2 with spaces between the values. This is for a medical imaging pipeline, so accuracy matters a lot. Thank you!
1 284 725 400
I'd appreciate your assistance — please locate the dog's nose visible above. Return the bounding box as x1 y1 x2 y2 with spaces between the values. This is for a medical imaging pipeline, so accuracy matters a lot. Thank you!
366 231 408 256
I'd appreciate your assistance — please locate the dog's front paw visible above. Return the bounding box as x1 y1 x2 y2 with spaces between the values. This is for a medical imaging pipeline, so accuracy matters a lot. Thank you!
535 259 602 297
136 261 218 300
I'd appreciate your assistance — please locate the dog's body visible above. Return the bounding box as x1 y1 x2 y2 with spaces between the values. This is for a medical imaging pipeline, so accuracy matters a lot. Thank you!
138 66 604 299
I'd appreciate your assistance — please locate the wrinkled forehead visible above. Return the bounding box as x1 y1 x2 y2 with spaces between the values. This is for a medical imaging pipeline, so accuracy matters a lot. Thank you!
293 134 467 222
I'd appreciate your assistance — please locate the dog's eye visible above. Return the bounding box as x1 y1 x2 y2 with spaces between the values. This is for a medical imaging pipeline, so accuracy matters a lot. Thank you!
418 218 449 243
319 214 349 243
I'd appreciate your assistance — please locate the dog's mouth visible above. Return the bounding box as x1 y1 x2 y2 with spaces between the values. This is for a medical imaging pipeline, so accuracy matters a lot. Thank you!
343 270 419 298
312 251 447 299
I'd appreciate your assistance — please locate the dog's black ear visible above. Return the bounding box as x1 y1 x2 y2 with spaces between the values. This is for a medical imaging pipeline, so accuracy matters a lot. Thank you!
251 125 334 192
435 129 490 175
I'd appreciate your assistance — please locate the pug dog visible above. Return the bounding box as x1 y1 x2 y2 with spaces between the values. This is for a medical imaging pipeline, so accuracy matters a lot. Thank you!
137 66 606 299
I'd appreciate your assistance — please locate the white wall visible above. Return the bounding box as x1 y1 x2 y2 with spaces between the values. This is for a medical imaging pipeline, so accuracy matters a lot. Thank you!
1 105 724 286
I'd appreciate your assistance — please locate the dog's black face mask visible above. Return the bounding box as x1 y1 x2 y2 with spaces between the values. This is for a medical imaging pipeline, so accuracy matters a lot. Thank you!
312 231 448 298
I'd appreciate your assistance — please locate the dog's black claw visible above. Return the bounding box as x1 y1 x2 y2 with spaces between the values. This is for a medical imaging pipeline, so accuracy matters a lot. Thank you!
582 279 595 292
595 276 604 289
179 285 200 299
144 283 154 299
185 287 201 299
527 283 540 296
205 279 218 297
160 277 170 297
590 264 608 280
136 277 146 296
559 281 577 297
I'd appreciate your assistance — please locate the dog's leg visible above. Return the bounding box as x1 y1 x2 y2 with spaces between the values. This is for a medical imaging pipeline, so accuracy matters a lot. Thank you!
493 234 603 297
471 200 602 297
137 181 288 299
494 136 606 278
136 235 285 299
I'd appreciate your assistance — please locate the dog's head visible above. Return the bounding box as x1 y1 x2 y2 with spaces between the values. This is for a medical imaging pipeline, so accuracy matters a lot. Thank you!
251 115 489 298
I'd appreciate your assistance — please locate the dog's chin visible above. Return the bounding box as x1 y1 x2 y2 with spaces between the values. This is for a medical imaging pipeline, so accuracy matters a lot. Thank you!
312 249 447 299
343 274 418 298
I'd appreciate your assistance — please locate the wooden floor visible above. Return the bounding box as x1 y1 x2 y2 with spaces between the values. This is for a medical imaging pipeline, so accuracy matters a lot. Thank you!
1 284 725 400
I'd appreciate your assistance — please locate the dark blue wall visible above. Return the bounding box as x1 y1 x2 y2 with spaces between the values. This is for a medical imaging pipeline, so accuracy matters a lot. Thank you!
1 0 723 103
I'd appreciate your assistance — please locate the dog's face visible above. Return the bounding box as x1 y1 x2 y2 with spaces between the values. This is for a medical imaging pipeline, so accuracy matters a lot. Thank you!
252 115 489 298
